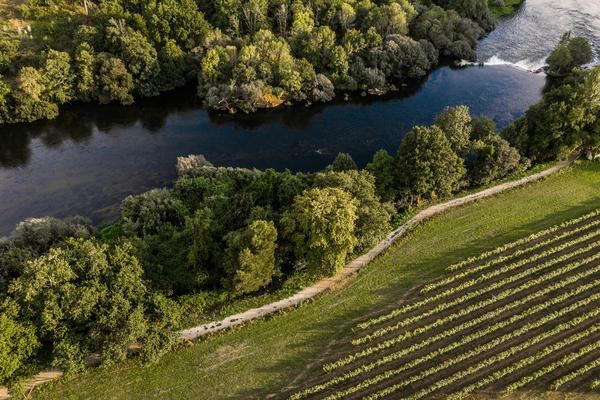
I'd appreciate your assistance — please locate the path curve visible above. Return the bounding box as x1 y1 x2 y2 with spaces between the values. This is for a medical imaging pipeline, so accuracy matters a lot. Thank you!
0 155 576 399
179 155 576 340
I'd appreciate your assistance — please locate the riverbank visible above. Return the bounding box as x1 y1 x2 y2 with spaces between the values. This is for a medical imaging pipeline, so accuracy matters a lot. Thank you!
28 161 600 399
489 0 525 18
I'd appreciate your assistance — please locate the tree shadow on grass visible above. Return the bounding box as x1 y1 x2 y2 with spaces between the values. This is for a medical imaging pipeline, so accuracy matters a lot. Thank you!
229 199 600 400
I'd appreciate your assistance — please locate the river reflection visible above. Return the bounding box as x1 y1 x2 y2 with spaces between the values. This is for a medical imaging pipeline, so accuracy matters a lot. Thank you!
0 65 545 234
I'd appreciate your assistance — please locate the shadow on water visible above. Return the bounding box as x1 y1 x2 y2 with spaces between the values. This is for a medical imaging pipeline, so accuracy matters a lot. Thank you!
0 65 546 234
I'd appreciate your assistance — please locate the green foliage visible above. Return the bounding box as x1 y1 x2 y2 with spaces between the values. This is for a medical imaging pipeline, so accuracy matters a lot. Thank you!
122 188 186 236
468 133 523 185
0 245 37 294
470 115 497 140
504 66 600 162
0 0 493 121
411 5 484 61
95 53 134 105
7 216 93 253
41 50 73 104
547 33 593 77
366 149 397 201
330 152 358 171
9 238 180 372
223 220 278 294
0 299 39 384
313 170 394 251
435 105 473 156
395 125 466 202
282 187 358 276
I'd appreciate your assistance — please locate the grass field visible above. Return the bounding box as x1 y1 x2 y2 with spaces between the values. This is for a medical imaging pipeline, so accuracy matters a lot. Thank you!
33 162 600 400
289 209 600 400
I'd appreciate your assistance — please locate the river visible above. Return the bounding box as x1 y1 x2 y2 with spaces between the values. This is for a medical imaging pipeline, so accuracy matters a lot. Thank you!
0 0 597 235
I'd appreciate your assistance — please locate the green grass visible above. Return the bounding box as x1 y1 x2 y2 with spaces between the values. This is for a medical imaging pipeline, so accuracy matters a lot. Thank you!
33 162 600 400
489 0 525 18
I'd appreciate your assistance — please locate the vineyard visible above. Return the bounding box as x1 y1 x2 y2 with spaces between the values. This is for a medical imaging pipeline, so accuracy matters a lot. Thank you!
287 209 600 400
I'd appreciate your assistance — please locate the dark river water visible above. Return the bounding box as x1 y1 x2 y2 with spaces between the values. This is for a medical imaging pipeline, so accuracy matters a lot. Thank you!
0 0 597 235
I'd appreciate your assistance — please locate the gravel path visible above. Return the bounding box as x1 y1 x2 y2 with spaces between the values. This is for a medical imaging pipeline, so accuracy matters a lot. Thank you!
0 156 576 399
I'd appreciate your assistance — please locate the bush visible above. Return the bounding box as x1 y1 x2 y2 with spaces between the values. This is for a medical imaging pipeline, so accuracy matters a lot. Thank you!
282 187 358 276
0 299 39 384
122 189 186 236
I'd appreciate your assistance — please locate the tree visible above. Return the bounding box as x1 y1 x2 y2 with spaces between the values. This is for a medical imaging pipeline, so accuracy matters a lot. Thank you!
504 67 600 161
281 187 358 276
158 39 188 90
369 2 414 37
9 239 180 372
314 170 394 251
366 149 396 201
568 36 593 66
468 134 523 185
142 0 211 50
435 105 473 155
546 41 574 77
95 54 134 105
74 43 96 102
547 33 593 76
0 299 38 384
470 115 497 140
16 67 44 102
395 125 466 202
0 246 37 293
223 220 277 294
106 24 161 97
330 152 358 171
7 216 93 253
41 50 73 104
446 0 494 31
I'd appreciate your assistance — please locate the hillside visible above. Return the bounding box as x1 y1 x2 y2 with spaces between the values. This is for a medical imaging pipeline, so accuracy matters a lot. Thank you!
32 161 600 399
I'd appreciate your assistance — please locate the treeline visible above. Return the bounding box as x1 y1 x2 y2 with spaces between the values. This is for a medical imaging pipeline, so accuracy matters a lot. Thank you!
1 22 598 391
0 101 529 386
1 57 598 383
0 0 494 123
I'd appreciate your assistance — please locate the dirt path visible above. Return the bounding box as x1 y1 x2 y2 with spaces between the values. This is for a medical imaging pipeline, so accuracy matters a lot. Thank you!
179 155 577 341
0 155 577 399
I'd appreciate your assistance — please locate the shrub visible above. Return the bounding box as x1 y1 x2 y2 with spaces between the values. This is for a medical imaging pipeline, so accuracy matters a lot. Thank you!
0 299 39 384
122 188 186 236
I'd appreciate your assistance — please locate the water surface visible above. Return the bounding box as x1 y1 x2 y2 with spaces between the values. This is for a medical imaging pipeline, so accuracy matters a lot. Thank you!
5 0 599 234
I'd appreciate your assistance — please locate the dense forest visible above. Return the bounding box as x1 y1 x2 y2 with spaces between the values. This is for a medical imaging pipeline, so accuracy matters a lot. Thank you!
0 0 496 122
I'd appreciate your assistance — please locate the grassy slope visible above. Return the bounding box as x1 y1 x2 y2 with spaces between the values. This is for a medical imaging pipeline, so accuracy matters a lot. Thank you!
34 162 600 400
